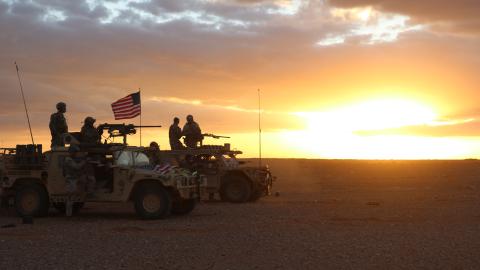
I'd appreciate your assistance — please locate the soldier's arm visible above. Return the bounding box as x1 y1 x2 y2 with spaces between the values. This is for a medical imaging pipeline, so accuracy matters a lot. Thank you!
49 114 58 135
182 125 190 136
175 127 182 138
62 116 68 133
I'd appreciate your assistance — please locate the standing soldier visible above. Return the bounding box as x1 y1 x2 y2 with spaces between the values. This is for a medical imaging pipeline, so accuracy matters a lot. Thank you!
169 117 183 150
63 144 86 216
182 115 203 148
49 102 68 148
81 116 100 144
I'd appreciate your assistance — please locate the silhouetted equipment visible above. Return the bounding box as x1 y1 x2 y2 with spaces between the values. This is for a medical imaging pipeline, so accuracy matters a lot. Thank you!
14 144 43 165
96 123 162 144
202 133 231 139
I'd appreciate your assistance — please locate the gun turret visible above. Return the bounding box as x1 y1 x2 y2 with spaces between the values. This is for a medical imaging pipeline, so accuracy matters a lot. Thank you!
97 123 162 144
202 133 231 139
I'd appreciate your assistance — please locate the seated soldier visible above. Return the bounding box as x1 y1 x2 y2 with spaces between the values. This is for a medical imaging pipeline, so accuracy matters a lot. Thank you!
147 141 178 167
80 116 101 145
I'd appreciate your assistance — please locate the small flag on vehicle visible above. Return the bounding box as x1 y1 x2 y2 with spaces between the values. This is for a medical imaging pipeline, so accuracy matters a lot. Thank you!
153 164 177 175
111 92 141 120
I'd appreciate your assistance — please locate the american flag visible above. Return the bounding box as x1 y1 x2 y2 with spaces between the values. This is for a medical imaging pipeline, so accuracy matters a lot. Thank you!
153 164 177 175
111 92 141 120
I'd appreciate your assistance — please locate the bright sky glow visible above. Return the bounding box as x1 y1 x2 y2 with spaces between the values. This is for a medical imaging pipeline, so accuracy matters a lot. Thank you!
278 99 475 159
295 99 437 132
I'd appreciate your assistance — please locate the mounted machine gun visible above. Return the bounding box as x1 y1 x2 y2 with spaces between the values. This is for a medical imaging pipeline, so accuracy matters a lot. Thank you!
97 123 162 144
202 133 230 140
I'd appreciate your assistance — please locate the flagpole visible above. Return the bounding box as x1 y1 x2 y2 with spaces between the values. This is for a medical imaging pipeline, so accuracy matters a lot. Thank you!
139 88 142 147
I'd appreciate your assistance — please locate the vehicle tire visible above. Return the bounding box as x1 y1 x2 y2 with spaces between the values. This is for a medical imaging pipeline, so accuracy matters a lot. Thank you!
220 175 252 203
53 202 84 214
15 183 49 217
171 199 196 215
134 183 172 219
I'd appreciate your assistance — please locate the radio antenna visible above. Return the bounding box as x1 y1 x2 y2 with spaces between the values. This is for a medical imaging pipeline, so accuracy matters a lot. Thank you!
15 62 35 145
258 89 262 168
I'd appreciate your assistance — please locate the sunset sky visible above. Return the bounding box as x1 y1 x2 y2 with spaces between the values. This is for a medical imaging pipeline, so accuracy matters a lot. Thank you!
1 0 479 159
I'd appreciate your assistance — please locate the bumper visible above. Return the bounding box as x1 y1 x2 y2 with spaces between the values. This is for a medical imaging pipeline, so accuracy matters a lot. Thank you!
176 175 208 199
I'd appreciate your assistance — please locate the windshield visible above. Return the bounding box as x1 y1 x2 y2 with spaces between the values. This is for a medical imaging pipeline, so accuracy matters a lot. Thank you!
114 151 133 166
114 150 151 168
133 152 150 167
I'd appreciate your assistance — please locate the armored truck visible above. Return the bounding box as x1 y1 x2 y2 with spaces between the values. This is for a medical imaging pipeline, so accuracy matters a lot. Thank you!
161 144 273 203
0 144 204 219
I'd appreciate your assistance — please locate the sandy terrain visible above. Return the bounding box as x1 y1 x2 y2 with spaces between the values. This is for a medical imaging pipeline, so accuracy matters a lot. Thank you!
2 159 480 269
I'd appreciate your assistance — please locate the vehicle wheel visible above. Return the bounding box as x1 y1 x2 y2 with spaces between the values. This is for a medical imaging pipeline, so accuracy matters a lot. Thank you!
134 183 172 219
220 175 252 203
171 199 196 215
15 184 49 217
53 202 84 214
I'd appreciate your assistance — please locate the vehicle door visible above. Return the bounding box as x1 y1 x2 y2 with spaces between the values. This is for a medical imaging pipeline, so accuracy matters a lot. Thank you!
112 150 134 197
47 151 69 195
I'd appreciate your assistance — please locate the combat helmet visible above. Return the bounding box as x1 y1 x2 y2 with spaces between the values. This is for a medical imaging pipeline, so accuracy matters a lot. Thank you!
84 116 96 125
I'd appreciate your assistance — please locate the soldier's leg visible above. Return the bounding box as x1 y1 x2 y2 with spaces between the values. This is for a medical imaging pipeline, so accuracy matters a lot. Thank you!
65 176 77 216
66 197 73 217
86 175 96 193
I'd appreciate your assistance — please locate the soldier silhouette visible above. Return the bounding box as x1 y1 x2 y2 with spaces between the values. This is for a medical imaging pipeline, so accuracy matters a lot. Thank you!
49 102 68 148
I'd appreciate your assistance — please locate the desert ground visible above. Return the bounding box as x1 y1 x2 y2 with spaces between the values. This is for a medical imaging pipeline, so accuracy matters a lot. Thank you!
2 159 480 269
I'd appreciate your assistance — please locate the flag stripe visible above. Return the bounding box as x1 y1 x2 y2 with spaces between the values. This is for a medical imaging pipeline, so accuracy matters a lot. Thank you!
112 100 134 109
114 111 141 118
114 109 141 116
112 98 133 105
113 105 141 113
113 104 141 113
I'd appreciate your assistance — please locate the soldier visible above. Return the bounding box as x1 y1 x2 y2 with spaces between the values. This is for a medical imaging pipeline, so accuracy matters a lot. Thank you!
81 116 100 144
147 141 162 166
49 102 68 148
63 144 86 216
169 117 183 150
147 141 178 167
182 115 203 148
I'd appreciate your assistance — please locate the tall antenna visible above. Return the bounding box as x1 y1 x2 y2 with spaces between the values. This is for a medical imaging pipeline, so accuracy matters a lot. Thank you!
15 62 35 145
258 89 262 168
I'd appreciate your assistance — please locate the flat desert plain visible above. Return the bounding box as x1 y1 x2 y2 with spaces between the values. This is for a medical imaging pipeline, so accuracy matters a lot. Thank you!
2 159 480 269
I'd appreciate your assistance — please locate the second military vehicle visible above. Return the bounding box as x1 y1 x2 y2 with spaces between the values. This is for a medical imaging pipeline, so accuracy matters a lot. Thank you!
162 143 273 203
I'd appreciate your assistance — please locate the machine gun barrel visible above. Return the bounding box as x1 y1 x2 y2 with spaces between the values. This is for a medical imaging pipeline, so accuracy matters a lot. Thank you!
97 123 162 144
202 133 231 139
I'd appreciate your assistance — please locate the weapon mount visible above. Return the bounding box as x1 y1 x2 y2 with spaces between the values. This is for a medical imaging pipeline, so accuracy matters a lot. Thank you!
97 123 162 145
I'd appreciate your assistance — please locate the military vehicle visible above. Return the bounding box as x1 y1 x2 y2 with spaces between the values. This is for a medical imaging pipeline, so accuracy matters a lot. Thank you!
0 141 205 219
162 141 274 203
